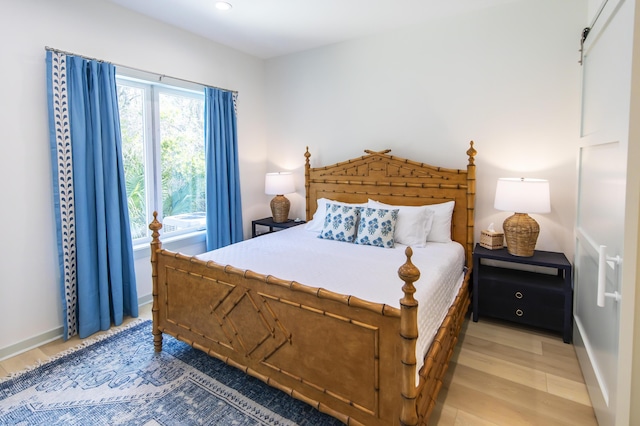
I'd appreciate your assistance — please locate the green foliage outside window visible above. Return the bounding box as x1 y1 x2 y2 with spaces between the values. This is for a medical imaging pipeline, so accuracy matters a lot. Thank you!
159 93 205 219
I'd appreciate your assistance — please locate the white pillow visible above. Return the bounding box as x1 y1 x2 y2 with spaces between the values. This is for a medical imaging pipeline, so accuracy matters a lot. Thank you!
425 200 455 243
368 200 434 247
318 202 361 242
305 198 367 232
355 207 399 248
304 197 329 232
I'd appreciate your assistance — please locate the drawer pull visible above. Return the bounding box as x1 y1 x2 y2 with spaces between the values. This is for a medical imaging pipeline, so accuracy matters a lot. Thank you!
515 309 524 317
515 291 523 299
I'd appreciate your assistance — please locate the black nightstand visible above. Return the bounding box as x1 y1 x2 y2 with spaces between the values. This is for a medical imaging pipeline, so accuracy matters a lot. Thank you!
251 217 306 238
472 244 573 343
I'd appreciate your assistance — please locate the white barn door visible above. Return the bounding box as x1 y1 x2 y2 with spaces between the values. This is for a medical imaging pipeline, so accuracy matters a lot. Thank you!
574 1 637 425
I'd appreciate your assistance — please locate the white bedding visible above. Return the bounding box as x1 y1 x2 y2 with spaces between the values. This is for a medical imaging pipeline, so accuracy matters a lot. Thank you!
196 225 466 378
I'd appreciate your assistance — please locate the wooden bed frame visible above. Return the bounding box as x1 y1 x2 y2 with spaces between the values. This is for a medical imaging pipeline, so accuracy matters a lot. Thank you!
149 142 477 425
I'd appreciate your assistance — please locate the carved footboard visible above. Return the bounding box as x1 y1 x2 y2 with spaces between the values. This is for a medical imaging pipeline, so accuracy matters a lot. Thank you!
150 214 470 426
151 215 424 425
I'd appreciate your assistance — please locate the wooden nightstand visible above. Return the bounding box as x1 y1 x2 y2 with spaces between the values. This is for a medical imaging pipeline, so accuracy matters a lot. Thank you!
472 244 573 343
251 217 306 237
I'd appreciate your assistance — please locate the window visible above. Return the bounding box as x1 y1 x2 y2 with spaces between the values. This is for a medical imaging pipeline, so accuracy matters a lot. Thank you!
117 75 206 243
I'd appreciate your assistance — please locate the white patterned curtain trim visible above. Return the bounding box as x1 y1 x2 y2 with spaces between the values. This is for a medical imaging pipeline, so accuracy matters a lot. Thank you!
233 92 238 117
48 51 78 338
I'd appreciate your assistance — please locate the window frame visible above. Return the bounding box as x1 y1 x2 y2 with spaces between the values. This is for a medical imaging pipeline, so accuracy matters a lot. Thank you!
116 70 207 248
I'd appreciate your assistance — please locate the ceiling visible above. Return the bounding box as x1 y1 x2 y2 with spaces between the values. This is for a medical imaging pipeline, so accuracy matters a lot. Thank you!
107 0 519 59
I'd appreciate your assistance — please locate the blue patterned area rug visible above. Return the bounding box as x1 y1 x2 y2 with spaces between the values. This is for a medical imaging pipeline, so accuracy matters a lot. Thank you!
0 320 342 425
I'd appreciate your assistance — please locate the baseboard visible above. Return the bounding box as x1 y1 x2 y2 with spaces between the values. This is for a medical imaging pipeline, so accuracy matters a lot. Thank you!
0 326 63 362
138 293 153 307
0 298 153 362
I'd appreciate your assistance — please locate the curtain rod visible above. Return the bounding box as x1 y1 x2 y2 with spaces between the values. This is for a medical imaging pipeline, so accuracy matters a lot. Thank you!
45 46 238 94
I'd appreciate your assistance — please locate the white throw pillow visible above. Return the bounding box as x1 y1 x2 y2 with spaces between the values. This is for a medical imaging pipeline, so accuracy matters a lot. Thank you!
305 198 366 232
368 200 434 247
425 200 455 243
304 197 330 232
318 202 361 242
355 207 399 248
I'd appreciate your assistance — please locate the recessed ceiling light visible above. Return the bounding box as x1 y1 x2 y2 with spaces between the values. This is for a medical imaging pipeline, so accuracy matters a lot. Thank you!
215 1 232 11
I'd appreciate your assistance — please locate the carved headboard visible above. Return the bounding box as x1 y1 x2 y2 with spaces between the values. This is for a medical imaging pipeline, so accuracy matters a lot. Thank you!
304 142 477 267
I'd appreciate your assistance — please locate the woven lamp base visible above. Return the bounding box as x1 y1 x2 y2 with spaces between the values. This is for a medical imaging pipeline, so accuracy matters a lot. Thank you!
270 195 291 223
503 213 539 257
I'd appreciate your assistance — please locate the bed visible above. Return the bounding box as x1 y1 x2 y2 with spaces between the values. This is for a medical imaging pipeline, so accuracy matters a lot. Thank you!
149 142 477 425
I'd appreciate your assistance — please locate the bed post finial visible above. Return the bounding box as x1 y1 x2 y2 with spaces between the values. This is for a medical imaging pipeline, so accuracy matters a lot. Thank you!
467 140 477 165
398 247 420 426
149 211 162 245
149 212 163 352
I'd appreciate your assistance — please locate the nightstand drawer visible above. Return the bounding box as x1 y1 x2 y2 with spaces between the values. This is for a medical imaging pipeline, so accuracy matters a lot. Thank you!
479 298 564 331
476 265 567 333
478 268 564 309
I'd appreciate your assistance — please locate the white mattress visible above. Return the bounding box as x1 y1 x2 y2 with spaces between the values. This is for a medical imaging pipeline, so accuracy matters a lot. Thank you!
196 225 466 378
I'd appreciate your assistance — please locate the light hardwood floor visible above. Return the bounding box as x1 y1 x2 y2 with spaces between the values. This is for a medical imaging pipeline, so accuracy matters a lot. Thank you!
431 317 597 425
1 306 596 426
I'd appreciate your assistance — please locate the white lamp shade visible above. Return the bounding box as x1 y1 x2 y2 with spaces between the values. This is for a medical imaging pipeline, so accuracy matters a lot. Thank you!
265 172 295 195
494 178 550 214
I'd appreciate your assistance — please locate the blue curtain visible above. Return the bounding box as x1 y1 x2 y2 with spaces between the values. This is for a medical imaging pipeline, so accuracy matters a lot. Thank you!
47 51 138 339
204 88 243 251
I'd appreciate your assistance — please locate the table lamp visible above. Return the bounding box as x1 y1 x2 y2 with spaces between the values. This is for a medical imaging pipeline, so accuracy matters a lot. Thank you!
494 177 550 257
265 172 295 223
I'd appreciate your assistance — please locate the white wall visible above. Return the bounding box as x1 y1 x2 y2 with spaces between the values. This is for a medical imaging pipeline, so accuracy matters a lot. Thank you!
0 0 266 354
264 0 585 260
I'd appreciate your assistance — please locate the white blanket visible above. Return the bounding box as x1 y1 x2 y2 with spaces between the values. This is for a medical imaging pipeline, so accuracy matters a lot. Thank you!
196 225 465 378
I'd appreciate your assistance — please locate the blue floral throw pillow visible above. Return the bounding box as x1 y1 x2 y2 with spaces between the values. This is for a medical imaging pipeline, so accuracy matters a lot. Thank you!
318 202 360 242
355 207 399 248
